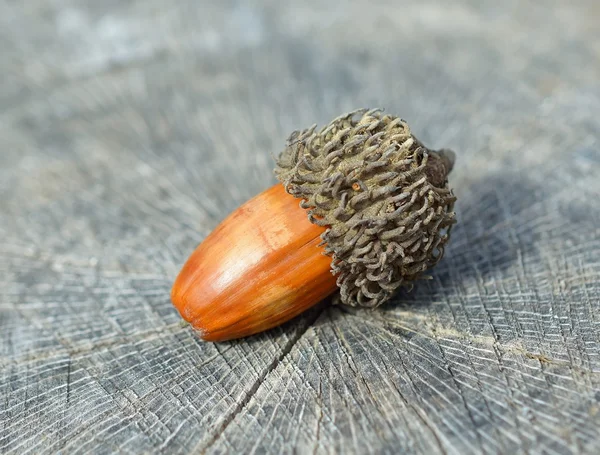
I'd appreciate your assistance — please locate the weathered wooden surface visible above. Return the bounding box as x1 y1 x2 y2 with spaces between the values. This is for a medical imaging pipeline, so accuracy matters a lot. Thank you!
1 1 599 454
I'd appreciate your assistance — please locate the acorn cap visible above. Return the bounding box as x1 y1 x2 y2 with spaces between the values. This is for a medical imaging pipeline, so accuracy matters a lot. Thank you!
275 108 457 308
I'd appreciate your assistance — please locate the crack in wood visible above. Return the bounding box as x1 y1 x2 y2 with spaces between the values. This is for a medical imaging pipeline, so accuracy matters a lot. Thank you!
198 308 325 453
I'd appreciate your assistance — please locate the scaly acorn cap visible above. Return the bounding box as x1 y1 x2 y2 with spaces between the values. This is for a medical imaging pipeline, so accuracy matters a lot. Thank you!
275 108 457 308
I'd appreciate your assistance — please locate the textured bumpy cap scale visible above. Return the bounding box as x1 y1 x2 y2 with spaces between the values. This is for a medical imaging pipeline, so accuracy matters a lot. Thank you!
275 109 457 308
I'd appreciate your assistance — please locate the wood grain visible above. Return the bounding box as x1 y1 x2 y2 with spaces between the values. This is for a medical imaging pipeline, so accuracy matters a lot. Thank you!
1 0 599 454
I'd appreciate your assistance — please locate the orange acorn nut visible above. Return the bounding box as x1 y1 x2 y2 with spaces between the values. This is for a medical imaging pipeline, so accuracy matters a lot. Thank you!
171 109 457 341
171 184 337 341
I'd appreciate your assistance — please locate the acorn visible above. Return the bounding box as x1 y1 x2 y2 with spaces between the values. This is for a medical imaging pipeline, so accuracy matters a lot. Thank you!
171 109 457 341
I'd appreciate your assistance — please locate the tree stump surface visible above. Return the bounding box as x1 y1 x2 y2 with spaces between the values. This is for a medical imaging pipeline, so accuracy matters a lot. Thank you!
1 1 599 454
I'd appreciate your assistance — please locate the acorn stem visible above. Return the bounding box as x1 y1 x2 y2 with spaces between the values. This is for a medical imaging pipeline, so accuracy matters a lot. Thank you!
437 149 456 174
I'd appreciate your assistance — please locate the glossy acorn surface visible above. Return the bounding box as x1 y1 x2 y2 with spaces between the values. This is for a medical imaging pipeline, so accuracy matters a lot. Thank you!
171 184 338 341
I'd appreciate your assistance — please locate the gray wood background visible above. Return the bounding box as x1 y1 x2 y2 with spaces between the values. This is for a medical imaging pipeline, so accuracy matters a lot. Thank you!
1 1 599 454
